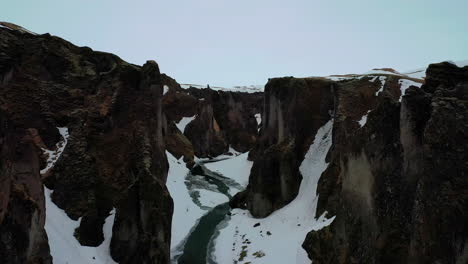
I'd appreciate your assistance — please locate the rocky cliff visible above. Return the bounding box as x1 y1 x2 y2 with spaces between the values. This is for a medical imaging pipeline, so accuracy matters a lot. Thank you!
0 22 264 263
0 110 52 263
231 63 467 263
297 63 466 264
303 62 467 264
0 25 172 263
163 84 262 161
231 77 334 217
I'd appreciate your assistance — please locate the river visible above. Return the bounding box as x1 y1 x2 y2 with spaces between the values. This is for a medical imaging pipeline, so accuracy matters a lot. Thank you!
174 162 243 264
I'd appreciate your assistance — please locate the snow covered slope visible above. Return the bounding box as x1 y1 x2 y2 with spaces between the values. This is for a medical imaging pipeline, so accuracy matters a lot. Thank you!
211 120 335 264
204 152 253 189
40 127 69 174
40 127 116 264
45 188 117 264
175 115 196 133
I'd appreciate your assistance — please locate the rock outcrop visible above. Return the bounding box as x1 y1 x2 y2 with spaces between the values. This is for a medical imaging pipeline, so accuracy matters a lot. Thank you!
183 97 228 158
0 110 52 263
303 62 468 264
163 85 263 160
0 25 172 263
186 88 263 154
229 64 466 263
0 22 264 263
231 77 335 217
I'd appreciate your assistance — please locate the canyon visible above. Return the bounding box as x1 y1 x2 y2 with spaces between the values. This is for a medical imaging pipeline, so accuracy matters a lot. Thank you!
0 22 467 264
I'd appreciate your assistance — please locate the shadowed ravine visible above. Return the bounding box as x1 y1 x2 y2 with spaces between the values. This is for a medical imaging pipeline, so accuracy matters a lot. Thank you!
176 162 242 264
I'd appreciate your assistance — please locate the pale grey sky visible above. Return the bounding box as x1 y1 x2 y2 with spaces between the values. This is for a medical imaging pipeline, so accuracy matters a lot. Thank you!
3 0 468 87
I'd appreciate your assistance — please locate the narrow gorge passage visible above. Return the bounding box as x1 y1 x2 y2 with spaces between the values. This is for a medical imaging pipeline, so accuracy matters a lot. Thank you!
175 161 245 264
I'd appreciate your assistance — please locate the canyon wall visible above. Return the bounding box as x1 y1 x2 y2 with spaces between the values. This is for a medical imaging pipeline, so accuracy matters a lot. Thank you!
1 22 466 264
231 77 334 217
231 63 466 263
0 23 264 263
163 85 263 161
0 26 172 263
0 110 52 263
304 62 467 264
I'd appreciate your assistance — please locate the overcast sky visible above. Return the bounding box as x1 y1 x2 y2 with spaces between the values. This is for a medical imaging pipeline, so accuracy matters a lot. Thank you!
3 0 468 87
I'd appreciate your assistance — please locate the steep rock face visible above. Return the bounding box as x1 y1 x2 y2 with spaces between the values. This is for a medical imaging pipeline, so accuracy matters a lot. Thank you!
163 85 263 159
304 62 468 264
0 26 172 263
407 62 467 263
231 77 334 217
161 79 197 165
184 99 228 157
187 88 263 153
164 121 195 166
0 111 52 263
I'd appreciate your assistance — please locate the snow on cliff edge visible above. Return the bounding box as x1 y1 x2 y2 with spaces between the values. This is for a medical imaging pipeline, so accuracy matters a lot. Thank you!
180 84 264 93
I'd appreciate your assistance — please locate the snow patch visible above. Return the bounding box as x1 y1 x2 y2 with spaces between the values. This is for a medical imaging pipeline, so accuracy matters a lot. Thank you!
163 85 169 95
194 146 243 164
212 120 335 264
197 189 230 208
42 126 116 263
358 111 371 127
45 187 117 264
398 79 422 102
204 152 253 189
363 69 402 76
403 69 426 79
323 75 362 81
254 113 262 126
375 76 386 96
40 127 69 175
176 116 196 133
254 113 262 132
